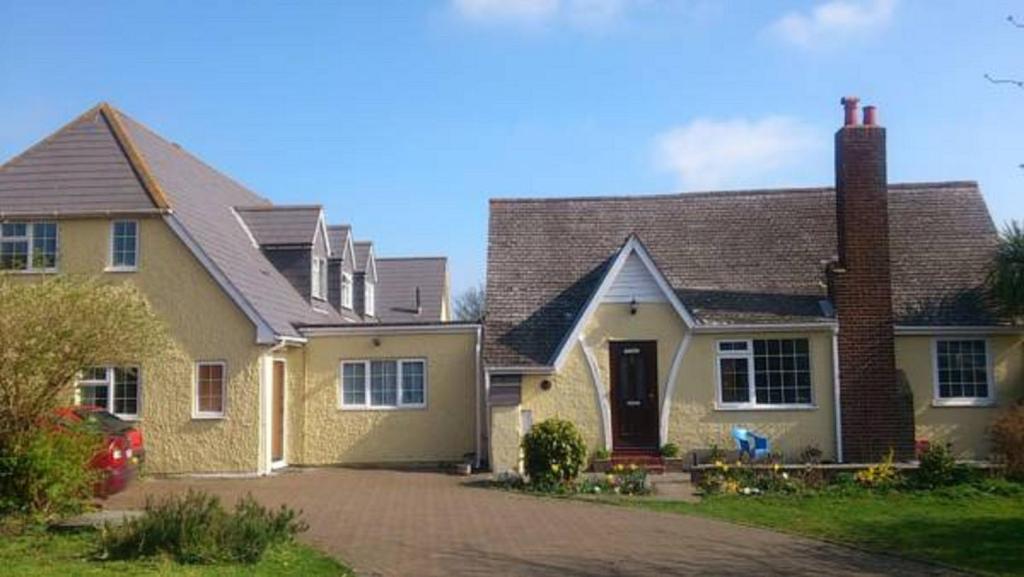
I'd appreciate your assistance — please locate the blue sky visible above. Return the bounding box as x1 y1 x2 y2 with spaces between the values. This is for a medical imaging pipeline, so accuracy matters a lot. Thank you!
2 1 1022 294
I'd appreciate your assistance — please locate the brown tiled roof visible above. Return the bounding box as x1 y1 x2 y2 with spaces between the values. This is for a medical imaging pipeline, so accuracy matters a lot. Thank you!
484 183 1001 367
353 241 373 273
376 257 449 323
236 205 322 247
326 225 352 258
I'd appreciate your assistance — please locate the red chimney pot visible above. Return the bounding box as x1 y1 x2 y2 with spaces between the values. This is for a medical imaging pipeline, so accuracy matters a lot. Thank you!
863 105 878 126
841 96 860 126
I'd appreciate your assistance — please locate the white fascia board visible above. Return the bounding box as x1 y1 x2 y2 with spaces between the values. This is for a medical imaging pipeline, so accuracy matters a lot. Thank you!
894 325 1023 336
299 323 480 337
315 211 331 258
693 322 837 334
550 235 696 370
163 214 279 345
485 365 556 375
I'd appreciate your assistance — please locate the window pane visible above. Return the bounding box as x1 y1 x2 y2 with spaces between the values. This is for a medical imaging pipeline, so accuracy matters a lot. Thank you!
342 363 366 405
401 361 425 405
198 363 225 414
752 339 811 405
80 383 109 408
1 223 27 237
112 367 139 416
1 240 28 270
936 340 988 399
719 358 749 403
31 223 57 269
370 361 397 406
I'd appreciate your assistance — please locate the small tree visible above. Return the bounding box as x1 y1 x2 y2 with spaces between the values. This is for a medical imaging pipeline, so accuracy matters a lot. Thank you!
453 282 486 321
521 418 587 488
0 276 169 439
988 220 1024 323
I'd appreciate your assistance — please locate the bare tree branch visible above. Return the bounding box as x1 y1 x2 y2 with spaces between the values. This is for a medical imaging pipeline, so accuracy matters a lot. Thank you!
984 73 1024 89
1009 15 1024 28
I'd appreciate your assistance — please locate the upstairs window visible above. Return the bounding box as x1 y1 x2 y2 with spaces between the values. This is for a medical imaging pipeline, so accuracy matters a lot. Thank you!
110 220 138 270
716 339 813 408
340 359 426 409
340 271 353 309
934 339 992 405
77 366 140 419
1 222 58 272
311 257 327 300
365 281 375 317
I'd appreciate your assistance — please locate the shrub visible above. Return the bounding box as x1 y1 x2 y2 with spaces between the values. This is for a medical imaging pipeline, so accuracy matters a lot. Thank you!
521 418 587 489
0 425 102 521
914 443 966 488
100 490 307 564
854 449 903 490
660 443 680 458
593 447 610 461
798 445 823 465
578 464 650 496
991 402 1024 480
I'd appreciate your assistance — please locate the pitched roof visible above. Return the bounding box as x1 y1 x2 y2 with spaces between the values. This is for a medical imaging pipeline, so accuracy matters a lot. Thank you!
375 257 449 323
236 205 323 246
484 182 1001 367
0 104 167 215
326 225 352 258
0 103 342 339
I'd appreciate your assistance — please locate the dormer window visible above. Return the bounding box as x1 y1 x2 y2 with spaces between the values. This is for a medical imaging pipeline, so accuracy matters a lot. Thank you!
341 271 353 309
365 280 375 317
311 257 327 301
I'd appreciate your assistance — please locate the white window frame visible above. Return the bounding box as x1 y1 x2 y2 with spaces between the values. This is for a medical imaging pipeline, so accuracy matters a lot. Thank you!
931 337 995 407
0 221 58 273
193 361 227 419
338 358 427 410
108 220 139 272
714 338 816 411
311 257 327 301
340 271 353 309
364 280 375 317
75 366 142 420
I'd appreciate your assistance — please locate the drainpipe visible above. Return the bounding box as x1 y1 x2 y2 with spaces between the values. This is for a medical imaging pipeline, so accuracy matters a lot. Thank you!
831 326 844 463
473 326 482 470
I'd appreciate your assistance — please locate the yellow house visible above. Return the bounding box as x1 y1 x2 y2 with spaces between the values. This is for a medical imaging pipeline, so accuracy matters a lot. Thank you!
0 103 480 475
483 99 1024 473
2 99 1021 477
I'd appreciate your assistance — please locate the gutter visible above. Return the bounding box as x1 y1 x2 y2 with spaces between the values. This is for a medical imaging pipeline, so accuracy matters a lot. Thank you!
473 325 482 470
298 323 480 337
894 325 1022 336
693 322 837 334
485 365 556 375
1 208 171 219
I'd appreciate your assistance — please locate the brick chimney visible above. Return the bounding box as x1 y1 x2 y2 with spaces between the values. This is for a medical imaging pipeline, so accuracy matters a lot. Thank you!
832 97 915 462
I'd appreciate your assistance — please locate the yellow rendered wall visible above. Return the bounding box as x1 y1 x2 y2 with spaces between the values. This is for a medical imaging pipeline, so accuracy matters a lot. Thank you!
508 303 838 463
300 331 477 464
668 331 836 461
489 404 522 474
899 335 1024 458
10 217 265 473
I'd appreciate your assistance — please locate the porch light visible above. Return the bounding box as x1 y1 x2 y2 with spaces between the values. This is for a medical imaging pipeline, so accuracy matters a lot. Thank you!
630 297 638 315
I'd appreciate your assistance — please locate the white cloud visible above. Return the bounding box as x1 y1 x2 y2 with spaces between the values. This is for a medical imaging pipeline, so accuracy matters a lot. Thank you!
655 116 820 190
769 0 896 48
451 0 641 28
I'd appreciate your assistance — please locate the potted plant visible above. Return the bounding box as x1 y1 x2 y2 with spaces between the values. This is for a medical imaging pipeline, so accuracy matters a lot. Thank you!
661 443 684 472
591 447 612 472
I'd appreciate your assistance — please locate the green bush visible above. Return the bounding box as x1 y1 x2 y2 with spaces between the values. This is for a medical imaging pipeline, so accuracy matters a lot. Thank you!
660 443 680 458
0 426 102 521
991 402 1024 480
593 447 610 461
100 490 308 564
914 443 966 488
521 418 587 489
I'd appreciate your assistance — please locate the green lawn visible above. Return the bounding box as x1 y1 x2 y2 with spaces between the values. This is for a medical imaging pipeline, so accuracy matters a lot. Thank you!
0 529 353 577
631 490 1024 576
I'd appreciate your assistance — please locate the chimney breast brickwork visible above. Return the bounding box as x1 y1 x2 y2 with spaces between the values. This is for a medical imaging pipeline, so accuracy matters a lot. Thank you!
832 99 916 462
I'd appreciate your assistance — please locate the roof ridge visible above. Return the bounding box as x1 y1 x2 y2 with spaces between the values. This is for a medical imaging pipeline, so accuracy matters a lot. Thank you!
327 224 352 230
489 180 979 204
378 256 447 261
101 104 172 210
236 204 323 212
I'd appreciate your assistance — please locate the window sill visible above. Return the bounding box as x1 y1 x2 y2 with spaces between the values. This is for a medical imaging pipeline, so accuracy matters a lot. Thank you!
115 415 140 422
715 404 817 412
1 269 58 275
931 399 996 408
105 266 138 273
338 405 426 412
192 413 226 421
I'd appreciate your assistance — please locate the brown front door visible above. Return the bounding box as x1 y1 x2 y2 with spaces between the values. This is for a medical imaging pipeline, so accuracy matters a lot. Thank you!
609 341 659 450
272 360 285 463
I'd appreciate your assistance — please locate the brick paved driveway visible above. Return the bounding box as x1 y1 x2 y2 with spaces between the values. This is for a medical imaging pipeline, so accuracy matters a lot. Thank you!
106 468 958 577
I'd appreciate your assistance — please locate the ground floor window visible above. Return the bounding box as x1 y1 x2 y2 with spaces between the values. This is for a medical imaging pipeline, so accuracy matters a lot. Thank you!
934 339 992 405
716 339 812 407
77 366 140 419
340 359 426 409
195 361 226 417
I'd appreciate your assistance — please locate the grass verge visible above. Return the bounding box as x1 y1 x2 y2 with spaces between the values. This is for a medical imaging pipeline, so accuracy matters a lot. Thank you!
629 490 1023 576
0 528 353 577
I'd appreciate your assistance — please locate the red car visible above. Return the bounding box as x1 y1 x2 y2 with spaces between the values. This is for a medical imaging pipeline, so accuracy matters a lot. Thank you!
54 406 144 496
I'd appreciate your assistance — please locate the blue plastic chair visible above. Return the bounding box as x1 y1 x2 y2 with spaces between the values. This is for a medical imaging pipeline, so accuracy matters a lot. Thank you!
732 426 771 460
731 427 751 457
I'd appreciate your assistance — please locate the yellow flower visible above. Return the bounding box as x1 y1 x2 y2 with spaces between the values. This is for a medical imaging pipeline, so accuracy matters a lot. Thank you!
722 464 730 472
614 464 624 472
606 474 615 483
629 463 638 471
550 463 560 472
773 463 781 472
713 460 723 468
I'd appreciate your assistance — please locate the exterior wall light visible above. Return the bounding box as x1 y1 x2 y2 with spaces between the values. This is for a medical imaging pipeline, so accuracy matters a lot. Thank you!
630 297 638 315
